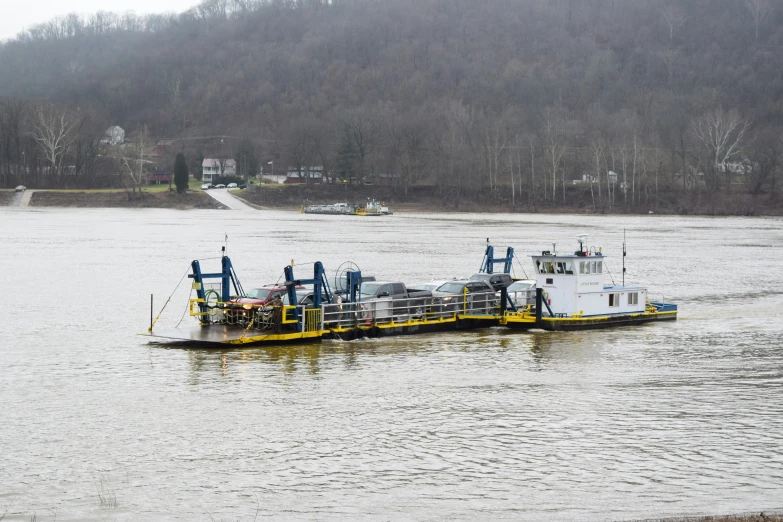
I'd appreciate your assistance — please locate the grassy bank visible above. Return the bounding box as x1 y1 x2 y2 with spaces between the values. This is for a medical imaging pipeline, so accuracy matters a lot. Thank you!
29 189 220 209
635 513 781 522
235 183 782 216
0 190 14 205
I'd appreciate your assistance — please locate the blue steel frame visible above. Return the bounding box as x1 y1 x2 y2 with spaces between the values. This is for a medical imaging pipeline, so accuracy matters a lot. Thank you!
189 256 245 316
344 270 363 303
283 262 334 331
480 245 517 312
480 245 515 274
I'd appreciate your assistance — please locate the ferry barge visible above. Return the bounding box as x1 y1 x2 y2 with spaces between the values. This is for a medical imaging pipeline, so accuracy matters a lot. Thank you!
303 199 391 216
144 239 676 347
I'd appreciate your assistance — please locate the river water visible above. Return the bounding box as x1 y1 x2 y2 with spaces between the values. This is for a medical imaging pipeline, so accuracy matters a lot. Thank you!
1 207 782 521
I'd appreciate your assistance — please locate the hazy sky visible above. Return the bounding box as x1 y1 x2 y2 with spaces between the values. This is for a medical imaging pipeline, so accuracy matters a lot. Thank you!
0 0 201 40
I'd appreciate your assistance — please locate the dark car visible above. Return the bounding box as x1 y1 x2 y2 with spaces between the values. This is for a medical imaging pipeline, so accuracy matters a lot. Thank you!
282 290 316 306
469 272 513 291
236 286 289 306
431 280 496 314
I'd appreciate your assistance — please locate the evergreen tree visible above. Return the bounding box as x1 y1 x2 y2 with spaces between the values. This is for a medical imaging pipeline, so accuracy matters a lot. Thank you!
336 126 358 183
173 152 189 193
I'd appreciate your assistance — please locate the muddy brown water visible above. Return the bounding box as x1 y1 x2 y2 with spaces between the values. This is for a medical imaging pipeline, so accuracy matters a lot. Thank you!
1 207 782 521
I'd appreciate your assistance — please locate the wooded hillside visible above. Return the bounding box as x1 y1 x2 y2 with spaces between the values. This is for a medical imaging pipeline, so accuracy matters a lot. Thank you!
1 0 781 212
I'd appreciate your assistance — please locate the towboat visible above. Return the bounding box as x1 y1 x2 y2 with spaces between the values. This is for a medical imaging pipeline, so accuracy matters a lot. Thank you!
501 236 677 331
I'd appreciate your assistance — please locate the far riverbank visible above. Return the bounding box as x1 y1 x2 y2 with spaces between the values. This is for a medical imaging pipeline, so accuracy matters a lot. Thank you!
5 183 781 216
235 184 782 216
0 189 221 209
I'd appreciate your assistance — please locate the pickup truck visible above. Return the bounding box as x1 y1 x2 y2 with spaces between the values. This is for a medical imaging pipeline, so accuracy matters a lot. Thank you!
359 281 432 320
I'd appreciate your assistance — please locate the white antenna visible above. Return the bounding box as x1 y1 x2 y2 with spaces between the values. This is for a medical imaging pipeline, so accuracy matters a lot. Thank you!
622 229 626 286
576 234 588 253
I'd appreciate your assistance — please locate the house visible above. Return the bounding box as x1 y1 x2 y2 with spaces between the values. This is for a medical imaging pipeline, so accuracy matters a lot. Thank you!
202 158 236 183
155 139 176 158
101 126 125 146
285 166 324 184
377 173 398 186
572 174 597 185
148 167 172 185
260 173 287 184
572 172 618 185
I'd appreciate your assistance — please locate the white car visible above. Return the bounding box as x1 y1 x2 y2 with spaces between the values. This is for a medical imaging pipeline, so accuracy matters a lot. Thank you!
227 183 238 189
15 185 26 192
201 183 210 190
507 279 537 307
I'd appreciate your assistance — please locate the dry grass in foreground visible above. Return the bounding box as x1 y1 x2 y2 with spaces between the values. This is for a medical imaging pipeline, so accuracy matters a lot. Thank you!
631 513 782 522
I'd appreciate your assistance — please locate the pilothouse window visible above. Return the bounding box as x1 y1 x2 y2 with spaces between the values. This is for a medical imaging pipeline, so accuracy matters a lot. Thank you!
580 261 601 274
538 261 555 274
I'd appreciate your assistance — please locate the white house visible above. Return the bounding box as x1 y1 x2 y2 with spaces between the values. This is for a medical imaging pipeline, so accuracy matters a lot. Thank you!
101 126 125 146
572 171 618 185
202 158 236 183
285 166 324 184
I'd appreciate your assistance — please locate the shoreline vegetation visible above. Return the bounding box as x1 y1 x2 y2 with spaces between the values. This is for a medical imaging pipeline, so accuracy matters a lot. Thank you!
235 184 781 216
3 184 781 215
638 514 782 522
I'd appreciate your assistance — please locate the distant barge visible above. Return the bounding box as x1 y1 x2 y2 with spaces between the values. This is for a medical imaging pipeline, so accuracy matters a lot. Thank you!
302 199 392 216
144 239 676 347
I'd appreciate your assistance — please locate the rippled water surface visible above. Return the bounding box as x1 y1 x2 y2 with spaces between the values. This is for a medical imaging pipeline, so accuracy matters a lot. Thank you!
1 207 782 521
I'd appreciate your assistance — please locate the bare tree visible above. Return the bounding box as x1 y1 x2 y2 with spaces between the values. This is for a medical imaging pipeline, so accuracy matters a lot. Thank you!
286 120 320 185
388 117 429 196
660 3 687 44
744 0 769 42
343 112 379 185
691 108 751 191
114 126 156 199
589 135 606 210
480 115 508 191
543 109 567 203
29 103 78 180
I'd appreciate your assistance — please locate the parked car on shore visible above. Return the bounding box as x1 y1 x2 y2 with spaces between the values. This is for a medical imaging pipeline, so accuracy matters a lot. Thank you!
227 182 238 189
15 185 26 192
201 183 210 190
215 184 226 189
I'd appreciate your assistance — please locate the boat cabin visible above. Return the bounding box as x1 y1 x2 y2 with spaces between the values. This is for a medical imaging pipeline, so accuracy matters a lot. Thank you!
532 239 646 318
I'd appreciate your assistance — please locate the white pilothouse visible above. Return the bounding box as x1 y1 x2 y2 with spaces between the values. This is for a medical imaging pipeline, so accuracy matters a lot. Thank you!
532 235 647 318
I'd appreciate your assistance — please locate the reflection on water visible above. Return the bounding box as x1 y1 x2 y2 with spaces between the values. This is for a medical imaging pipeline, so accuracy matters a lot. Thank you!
1 208 782 521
